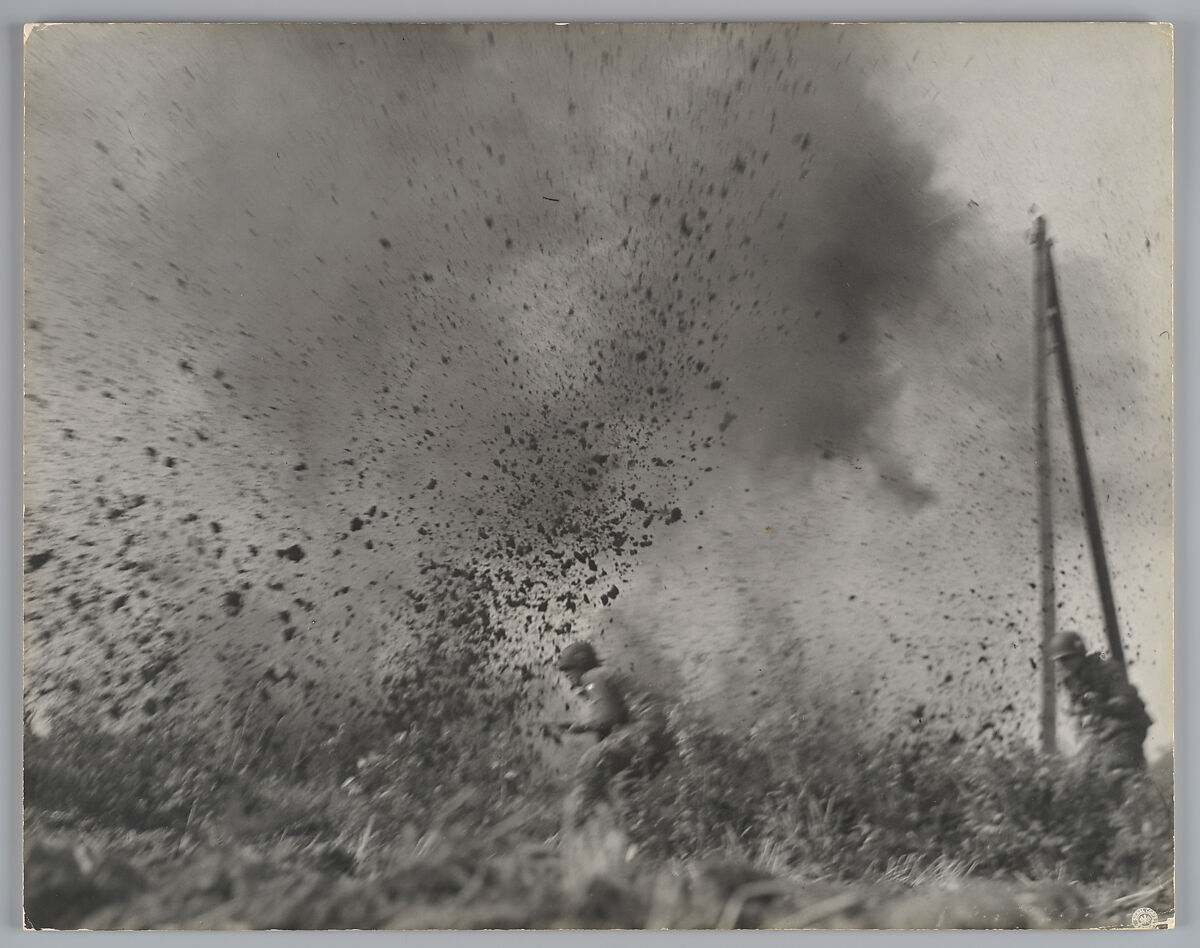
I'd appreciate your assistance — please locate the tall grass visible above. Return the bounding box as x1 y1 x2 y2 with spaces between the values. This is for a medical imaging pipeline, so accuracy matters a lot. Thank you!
25 699 1172 893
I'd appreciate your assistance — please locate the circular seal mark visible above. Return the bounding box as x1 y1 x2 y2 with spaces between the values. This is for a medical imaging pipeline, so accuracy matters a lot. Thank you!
1131 907 1158 929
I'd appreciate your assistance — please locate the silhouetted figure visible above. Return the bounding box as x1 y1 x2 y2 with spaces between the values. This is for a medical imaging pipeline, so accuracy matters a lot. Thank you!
1052 631 1151 784
555 641 673 824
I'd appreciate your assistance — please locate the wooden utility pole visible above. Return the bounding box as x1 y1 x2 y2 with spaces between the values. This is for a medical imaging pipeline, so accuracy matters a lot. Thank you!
1041 224 1127 674
1033 218 1057 753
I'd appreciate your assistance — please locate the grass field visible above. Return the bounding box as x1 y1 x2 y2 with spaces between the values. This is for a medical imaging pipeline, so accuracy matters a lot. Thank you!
22 704 1174 930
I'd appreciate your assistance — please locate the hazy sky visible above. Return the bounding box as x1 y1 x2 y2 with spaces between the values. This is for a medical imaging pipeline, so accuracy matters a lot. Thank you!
22 24 1172 753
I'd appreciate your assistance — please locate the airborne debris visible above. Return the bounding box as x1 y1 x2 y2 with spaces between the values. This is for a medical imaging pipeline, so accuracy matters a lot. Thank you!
26 551 53 572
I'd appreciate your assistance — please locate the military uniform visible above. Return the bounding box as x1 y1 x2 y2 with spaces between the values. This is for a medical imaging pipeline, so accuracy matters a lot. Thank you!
1058 650 1151 777
563 662 673 822
1052 631 1152 782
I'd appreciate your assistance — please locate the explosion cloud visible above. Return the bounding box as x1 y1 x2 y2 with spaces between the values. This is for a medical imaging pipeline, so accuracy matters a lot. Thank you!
23 24 1172 760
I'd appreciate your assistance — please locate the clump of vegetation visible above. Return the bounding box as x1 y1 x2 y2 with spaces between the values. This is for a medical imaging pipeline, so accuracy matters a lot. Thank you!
619 710 1172 888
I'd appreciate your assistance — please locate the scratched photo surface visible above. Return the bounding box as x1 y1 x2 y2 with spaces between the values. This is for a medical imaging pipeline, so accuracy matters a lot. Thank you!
22 23 1172 930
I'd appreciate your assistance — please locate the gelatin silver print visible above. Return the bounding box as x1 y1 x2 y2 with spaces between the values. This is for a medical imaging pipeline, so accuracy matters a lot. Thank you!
22 22 1174 930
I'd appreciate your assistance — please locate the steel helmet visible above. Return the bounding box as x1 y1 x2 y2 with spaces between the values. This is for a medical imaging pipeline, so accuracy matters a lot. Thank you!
1050 631 1086 661
557 641 599 672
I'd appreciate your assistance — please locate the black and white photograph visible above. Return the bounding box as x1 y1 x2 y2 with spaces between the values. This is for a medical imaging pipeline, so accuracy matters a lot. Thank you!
21 21 1174 929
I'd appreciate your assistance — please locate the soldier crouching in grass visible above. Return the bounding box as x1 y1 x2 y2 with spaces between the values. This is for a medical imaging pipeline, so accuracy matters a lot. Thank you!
1051 631 1152 794
551 641 674 827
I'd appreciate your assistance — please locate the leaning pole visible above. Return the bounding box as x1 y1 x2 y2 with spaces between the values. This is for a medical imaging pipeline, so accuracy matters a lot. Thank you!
1036 217 1129 678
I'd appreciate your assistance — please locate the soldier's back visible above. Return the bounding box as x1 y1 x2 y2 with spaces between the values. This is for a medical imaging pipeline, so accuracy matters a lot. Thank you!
577 668 631 735
1075 655 1150 774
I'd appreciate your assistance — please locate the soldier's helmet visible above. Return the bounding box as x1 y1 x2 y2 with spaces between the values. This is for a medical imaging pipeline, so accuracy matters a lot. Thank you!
1050 631 1087 661
557 641 599 672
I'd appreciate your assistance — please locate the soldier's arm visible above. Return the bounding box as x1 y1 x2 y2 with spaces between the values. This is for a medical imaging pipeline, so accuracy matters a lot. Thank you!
1099 687 1147 720
540 716 593 735
1094 664 1148 719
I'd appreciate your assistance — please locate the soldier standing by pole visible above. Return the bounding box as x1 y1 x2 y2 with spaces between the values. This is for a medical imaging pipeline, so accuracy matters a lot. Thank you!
1051 631 1151 785
1034 218 1153 790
